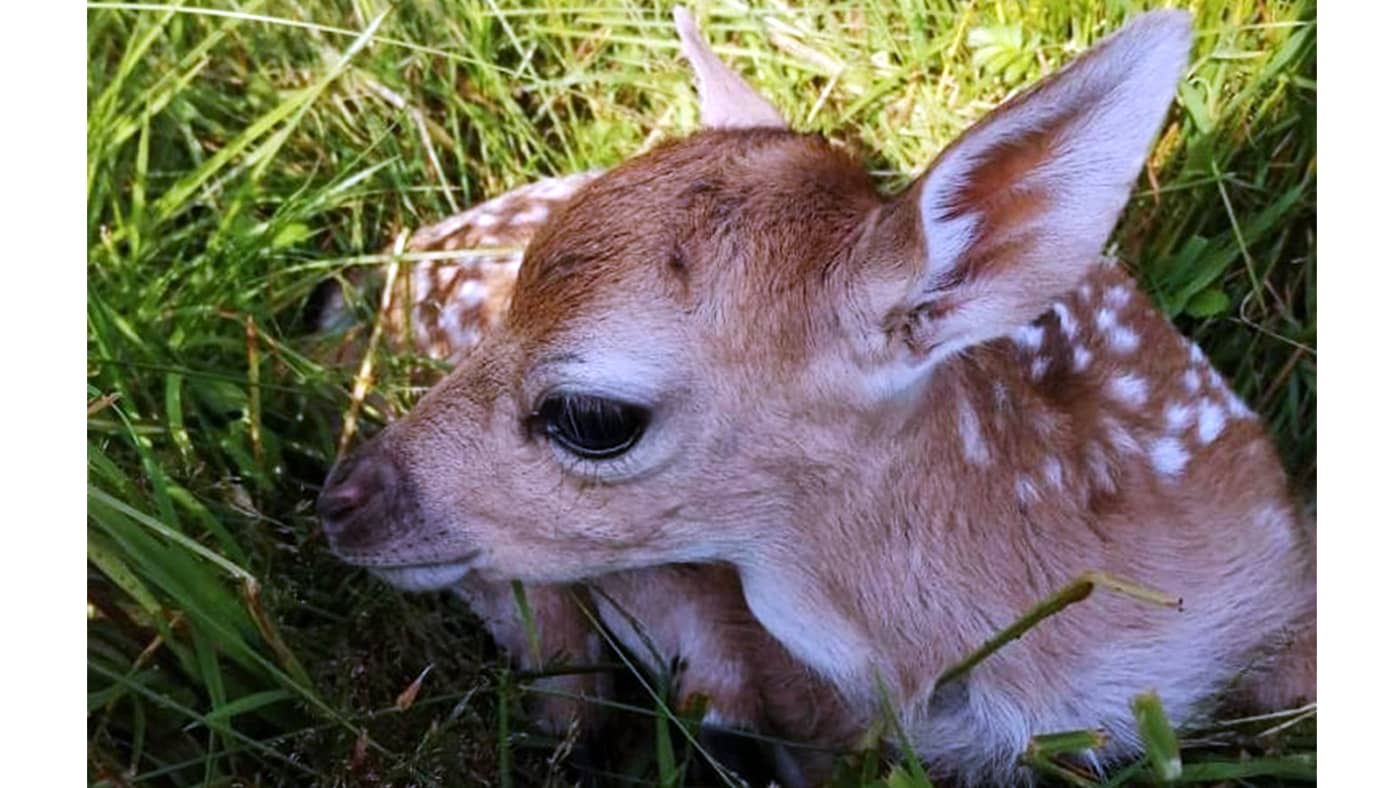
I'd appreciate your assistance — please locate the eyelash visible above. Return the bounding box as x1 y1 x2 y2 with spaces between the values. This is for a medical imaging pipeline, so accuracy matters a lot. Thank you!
528 392 651 463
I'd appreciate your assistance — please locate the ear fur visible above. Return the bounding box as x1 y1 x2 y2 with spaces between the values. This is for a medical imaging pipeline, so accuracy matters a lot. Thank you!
673 6 787 130
875 11 1192 376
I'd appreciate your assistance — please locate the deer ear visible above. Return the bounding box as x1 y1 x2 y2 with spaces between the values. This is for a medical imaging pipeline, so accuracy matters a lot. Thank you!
867 11 1191 385
673 6 786 129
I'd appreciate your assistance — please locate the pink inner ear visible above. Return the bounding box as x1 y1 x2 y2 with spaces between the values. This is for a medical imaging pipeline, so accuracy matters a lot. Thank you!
943 122 1063 220
888 11 1191 369
940 119 1073 282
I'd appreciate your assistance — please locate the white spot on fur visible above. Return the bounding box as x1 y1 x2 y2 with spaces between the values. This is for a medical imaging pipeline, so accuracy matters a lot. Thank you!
1052 301 1079 337
1015 475 1041 505
1094 307 1118 332
1107 325 1140 353
1030 356 1050 381
958 398 991 466
1164 401 1193 431
442 302 479 349
1149 436 1189 477
535 177 585 201
1072 346 1093 372
434 265 459 290
509 203 550 226
1108 373 1148 407
412 266 434 302
473 209 502 228
1078 282 1094 301
1196 400 1226 444
1093 304 1139 354
1105 284 1131 307
1042 457 1065 490
456 278 487 309
1189 343 1206 364
1182 369 1201 394
1014 324 1045 349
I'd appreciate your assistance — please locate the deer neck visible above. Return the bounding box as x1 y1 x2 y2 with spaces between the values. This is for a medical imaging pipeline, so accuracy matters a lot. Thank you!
734 344 1073 705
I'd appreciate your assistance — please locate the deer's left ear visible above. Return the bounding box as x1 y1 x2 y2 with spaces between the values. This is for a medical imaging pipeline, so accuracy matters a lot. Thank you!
673 6 786 129
863 11 1191 386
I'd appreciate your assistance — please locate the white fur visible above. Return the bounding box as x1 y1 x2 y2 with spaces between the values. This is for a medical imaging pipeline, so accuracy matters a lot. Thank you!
1014 324 1045 350
534 174 591 201
442 301 480 350
1107 325 1141 353
1148 436 1190 477
1196 400 1226 444
1030 356 1051 381
1164 401 1194 432
1072 345 1094 372
412 265 434 303
1052 301 1078 337
373 561 474 591
1182 369 1201 394
1015 475 1041 505
455 278 487 309
958 397 992 466
1094 307 1118 332
509 202 550 227
1041 457 1065 491
472 209 502 228
1108 373 1148 407
740 566 877 687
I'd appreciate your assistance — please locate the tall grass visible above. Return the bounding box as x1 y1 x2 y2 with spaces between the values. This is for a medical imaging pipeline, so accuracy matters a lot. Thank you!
87 1 1315 784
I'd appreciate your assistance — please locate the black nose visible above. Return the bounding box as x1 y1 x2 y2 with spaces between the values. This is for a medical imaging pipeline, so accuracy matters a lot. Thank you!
318 449 399 542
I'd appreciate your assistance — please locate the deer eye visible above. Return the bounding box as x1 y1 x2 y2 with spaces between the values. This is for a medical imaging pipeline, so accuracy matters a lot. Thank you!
533 393 649 461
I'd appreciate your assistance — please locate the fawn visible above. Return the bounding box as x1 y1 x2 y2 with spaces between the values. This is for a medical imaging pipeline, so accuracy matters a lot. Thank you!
318 7 1315 784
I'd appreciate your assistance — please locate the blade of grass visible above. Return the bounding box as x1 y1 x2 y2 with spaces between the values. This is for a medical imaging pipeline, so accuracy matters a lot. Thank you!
934 571 1181 692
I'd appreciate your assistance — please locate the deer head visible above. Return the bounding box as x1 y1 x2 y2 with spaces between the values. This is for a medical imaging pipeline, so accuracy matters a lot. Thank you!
320 5 1190 577
320 11 1312 776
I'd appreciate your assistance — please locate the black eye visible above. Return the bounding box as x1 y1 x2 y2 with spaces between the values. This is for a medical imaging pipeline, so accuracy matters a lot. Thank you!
533 394 649 460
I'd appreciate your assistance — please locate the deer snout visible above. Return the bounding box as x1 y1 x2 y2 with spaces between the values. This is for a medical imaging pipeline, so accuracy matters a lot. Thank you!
317 446 401 550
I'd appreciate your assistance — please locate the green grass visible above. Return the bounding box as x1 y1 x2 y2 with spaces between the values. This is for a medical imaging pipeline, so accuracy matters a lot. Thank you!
87 1 1315 785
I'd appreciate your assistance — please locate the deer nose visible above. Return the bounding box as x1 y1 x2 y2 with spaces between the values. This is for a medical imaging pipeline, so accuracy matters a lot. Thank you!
318 449 399 541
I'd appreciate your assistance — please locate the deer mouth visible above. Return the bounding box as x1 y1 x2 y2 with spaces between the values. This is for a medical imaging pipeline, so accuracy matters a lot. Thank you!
368 556 480 592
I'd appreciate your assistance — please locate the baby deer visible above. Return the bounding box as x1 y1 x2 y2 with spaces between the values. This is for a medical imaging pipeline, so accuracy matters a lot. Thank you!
319 7 1315 784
